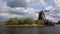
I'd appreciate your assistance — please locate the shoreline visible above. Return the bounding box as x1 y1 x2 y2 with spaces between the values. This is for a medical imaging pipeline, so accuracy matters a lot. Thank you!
0 25 44 27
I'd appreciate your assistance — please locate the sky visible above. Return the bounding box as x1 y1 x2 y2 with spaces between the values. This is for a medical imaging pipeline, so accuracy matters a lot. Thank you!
0 0 60 22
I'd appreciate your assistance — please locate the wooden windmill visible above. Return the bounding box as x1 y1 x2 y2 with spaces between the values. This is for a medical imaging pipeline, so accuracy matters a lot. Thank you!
35 9 50 21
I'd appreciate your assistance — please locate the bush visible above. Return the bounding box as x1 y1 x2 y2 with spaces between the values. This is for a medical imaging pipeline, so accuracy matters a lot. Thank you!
35 20 38 24
45 20 54 26
48 21 54 26
0 23 6 26
35 20 44 25
25 18 34 25
57 20 60 24
38 20 44 25
18 18 25 25
6 18 19 25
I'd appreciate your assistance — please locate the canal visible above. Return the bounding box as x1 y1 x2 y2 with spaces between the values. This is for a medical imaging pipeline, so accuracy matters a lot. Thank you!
0 24 60 34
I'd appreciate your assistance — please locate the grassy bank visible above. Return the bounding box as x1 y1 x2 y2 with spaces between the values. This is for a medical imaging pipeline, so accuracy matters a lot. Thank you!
0 24 44 27
0 23 44 27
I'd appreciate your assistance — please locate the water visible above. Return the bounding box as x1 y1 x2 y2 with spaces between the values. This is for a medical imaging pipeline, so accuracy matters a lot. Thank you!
0 24 60 34
54 24 60 34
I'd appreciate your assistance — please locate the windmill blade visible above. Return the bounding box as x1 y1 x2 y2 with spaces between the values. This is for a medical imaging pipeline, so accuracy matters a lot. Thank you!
35 11 40 13
44 10 50 12
35 10 41 13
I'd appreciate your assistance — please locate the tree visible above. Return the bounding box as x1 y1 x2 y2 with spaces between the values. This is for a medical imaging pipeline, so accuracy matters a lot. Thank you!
48 21 54 26
25 18 34 25
45 20 54 26
18 18 25 25
44 20 49 25
38 20 44 25
0 23 6 26
57 20 60 24
35 20 44 25
35 20 38 24
6 18 19 25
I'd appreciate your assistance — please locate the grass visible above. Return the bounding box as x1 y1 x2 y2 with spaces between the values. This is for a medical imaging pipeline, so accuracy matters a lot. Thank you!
0 24 44 27
0 22 44 27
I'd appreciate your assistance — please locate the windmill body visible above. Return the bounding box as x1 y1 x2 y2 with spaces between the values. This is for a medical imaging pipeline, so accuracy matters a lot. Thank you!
38 11 46 21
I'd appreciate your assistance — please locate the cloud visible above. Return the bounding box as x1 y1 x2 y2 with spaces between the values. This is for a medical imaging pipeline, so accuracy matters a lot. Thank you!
49 0 60 20
45 6 52 10
1 0 60 22
43 0 60 22
53 0 60 7
0 8 38 21
0 7 38 21
0 13 24 21
7 0 46 8
0 0 38 21
28 0 45 6
7 0 27 8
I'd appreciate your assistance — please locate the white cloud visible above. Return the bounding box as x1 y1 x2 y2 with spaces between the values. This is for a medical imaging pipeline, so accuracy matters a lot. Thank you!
53 0 60 7
1 0 60 22
0 0 39 21
44 0 60 22
49 0 60 21
27 0 45 6
45 6 52 11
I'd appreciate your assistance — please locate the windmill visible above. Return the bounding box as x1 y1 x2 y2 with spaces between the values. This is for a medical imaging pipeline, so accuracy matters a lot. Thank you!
35 9 50 21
